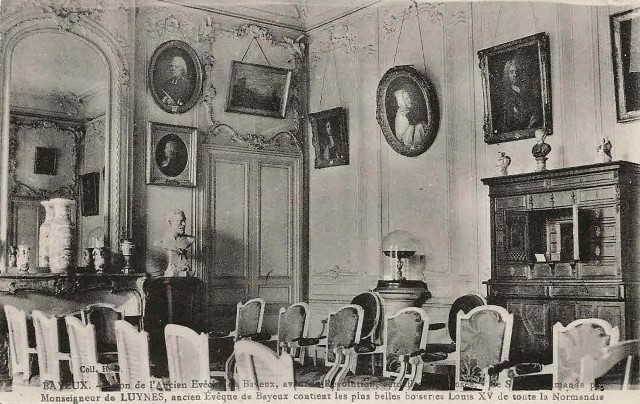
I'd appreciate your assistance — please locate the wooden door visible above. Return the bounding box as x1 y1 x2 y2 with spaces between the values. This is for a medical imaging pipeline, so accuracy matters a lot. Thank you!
202 147 302 334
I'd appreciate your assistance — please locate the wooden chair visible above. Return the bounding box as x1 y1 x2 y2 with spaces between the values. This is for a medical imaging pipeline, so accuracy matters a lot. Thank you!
275 302 310 365
66 315 117 391
234 340 295 391
508 318 619 390
115 320 162 390
453 305 514 391
209 298 267 381
32 310 71 386
81 303 124 361
335 307 430 391
4 305 37 388
580 339 639 389
164 324 211 388
293 304 364 389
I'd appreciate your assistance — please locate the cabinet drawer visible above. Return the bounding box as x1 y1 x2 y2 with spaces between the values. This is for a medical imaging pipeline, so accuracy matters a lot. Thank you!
495 263 529 278
530 190 575 209
490 285 546 297
551 171 617 188
495 196 527 209
549 285 621 299
579 186 617 204
578 263 619 277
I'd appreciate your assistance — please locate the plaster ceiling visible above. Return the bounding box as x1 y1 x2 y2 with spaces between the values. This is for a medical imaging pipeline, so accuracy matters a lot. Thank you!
163 0 378 31
10 32 108 120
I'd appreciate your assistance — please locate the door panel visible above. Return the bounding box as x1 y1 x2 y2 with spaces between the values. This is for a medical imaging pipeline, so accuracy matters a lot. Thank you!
203 148 301 334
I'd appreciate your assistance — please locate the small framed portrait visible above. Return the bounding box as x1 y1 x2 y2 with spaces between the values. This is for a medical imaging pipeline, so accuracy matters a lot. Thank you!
611 8 640 122
146 122 197 187
34 147 58 175
309 107 349 169
478 32 552 144
376 65 439 157
80 172 100 216
149 40 203 114
226 61 292 118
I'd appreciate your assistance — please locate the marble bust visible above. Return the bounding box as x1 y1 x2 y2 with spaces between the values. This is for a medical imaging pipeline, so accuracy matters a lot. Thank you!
154 209 196 277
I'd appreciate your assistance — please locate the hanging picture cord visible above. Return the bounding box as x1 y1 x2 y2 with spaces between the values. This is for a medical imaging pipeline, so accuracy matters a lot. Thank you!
317 50 343 109
240 36 271 66
392 0 428 72
492 3 539 45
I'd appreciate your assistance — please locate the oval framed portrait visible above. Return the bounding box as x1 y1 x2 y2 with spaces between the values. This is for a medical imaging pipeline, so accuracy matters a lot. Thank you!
148 40 203 114
376 65 439 157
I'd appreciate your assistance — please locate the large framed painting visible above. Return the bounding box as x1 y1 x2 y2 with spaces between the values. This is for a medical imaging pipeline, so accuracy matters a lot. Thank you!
146 122 198 187
478 33 552 144
226 61 292 118
376 65 439 157
309 107 349 169
611 8 640 122
149 40 203 114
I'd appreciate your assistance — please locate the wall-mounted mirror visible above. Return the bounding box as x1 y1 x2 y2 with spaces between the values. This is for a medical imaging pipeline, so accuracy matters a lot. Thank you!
0 9 133 272
8 32 107 270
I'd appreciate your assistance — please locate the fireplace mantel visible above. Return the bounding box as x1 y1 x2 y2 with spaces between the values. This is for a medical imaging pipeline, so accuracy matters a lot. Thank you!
0 272 145 297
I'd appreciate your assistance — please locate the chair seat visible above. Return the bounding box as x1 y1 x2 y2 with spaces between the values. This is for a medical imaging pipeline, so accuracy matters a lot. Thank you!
294 363 329 388
336 373 397 390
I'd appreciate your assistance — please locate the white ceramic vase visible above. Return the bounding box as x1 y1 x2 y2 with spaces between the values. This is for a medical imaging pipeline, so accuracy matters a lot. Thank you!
38 200 55 268
48 198 76 273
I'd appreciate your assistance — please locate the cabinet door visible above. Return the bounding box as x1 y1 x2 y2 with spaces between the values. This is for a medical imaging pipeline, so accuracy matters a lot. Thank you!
504 300 551 363
550 300 625 337
496 210 530 263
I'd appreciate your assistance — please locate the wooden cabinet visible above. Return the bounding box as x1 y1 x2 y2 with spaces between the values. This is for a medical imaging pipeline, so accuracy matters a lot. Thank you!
483 161 640 363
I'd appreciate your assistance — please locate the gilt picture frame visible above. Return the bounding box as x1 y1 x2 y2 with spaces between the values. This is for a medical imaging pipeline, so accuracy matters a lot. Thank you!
148 40 203 114
478 32 552 144
309 107 349 169
146 122 197 187
226 61 292 118
611 8 640 122
376 65 439 157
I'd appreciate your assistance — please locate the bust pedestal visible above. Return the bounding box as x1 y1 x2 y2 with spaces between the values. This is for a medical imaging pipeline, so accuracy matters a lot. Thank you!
374 279 431 316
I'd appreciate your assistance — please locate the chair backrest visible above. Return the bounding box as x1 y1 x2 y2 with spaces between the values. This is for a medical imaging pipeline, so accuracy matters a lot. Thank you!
81 303 124 348
32 310 62 385
236 298 265 338
325 304 364 366
115 320 152 389
164 324 209 385
350 291 383 343
553 318 619 388
383 307 429 382
65 315 100 388
277 302 309 360
448 293 486 341
4 305 31 383
456 305 513 391
234 340 294 391
580 339 639 389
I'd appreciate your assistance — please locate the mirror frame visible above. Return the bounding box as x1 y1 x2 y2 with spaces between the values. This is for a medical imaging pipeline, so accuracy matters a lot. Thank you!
0 8 133 270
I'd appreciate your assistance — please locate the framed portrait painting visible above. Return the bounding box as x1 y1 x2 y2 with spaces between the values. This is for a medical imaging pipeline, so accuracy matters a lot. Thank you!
226 61 292 118
611 8 640 122
309 107 349 169
478 32 552 144
146 122 197 187
149 40 203 114
376 65 439 157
